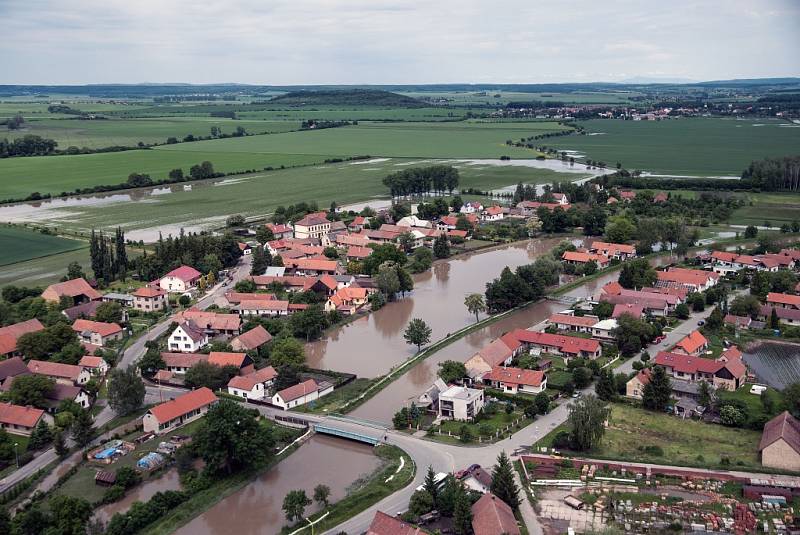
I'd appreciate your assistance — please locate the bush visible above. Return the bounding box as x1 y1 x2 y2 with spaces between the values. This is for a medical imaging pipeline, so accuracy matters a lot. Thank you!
552 431 572 449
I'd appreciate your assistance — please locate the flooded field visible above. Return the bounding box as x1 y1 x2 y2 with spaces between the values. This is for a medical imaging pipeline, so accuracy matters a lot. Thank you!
95 467 183 523
174 435 382 535
306 238 586 377
743 341 800 390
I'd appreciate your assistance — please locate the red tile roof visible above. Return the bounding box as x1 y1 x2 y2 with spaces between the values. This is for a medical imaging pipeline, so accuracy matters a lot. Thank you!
590 241 636 255
0 319 44 355
612 303 644 319
288 258 338 273
0 402 45 429
78 355 105 369
507 329 601 355
231 326 272 350
674 330 708 354
654 352 722 375
174 309 241 332
295 214 330 227
484 206 503 216
760 411 800 455
767 292 800 308
228 366 277 391
275 379 319 403
132 286 166 298
602 281 624 295
42 278 102 302
657 267 719 287
477 338 517 367
208 352 250 368
471 493 520 535
484 366 545 387
149 387 218 424
72 319 122 338
367 511 421 535
711 250 738 263
562 251 609 264
224 292 276 304
346 246 372 259
238 300 290 312
28 359 84 381
161 352 207 368
163 265 202 283
547 313 598 328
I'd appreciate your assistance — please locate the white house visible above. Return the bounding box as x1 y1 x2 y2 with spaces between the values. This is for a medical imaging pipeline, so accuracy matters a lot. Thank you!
167 321 208 353
27 359 91 386
482 366 547 395
460 202 483 215
78 355 109 377
438 385 484 421
481 206 504 222
159 265 202 294
227 366 278 401
271 379 334 410
552 192 569 205
142 387 218 435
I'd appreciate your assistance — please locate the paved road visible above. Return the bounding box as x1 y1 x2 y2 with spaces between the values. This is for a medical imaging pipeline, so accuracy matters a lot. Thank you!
0 256 252 495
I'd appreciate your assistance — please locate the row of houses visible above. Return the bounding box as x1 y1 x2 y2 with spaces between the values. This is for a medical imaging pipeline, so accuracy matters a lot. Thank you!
704 249 800 275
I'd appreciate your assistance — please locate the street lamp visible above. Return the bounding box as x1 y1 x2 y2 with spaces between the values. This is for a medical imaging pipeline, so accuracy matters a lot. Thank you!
13 442 18 468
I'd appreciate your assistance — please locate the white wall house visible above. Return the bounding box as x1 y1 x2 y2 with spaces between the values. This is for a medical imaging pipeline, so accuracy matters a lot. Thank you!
438 385 484 421
271 379 334 410
227 366 278 401
167 322 208 353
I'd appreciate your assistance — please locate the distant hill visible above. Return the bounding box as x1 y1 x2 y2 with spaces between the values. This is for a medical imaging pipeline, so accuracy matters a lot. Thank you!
268 89 426 107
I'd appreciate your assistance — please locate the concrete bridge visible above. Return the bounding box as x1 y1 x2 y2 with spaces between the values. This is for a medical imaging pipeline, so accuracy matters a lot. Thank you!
313 424 384 445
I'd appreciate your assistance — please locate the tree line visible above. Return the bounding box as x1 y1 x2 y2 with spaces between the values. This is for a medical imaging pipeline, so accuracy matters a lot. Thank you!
742 155 800 191
89 227 129 285
132 229 242 282
382 165 460 197
0 135 58 157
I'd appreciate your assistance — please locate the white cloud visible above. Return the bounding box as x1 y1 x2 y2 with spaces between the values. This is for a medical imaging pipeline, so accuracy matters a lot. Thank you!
0 0 797 84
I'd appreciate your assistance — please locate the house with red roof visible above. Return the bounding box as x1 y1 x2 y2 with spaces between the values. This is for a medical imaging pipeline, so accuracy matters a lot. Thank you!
28 359 91 386
760 411 800 471
159 265 202 294
760 305 800 326
672 330 708 356
79 355 109 376
619 190 636 201
227 366 277 401
172 309 241 337
552 192 569 205
654 351 746 390
483 366 547 394
612 303 644 319
366 511 421 535
265 223 293 240
656 267 719 292
589 241 636 260
0 319 44 358
132 286 168 312
346 246 372 261
236 299 291 317
72 319 123 347
724 314 752 330
230 325 272 352
460 201 484 215
42 278 101 304
562 251 610 269
767 292 800 310
285 258 339 276
482 205 505 222
293 213 331 240
471 493 521 535
0 403 53 437
160 352 207 374
600 292 671 316
653 192 669 203
465 338 518 378
324 286 369 315
271 379 333 410
626 368 652 399
143 387 218 435
506 329 602 360
208 352 254 375
546 313 599 333
167 321 209 353
347 216 369 232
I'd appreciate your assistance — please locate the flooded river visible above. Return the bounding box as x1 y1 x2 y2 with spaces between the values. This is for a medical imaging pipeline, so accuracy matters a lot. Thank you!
307 238 585 377
174 435 381 535
95 467 183 523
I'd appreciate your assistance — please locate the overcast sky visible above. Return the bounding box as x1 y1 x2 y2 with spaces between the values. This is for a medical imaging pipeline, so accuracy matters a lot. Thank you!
2 0 798 85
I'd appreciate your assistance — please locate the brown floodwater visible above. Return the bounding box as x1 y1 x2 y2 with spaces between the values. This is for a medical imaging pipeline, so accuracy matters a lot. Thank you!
174 435 382 535
306 238 584 377
95 467 183 523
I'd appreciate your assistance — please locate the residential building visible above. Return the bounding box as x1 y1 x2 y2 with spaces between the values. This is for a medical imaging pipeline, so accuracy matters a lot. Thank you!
589 241 636 260
600 291 672 316
293 213 331 240
417 379 448 410
561 251 610 269
265 223 293 240
656 267 719 292
654 351 746 390
546 313 598 333
27 359 91 386
463 467 493 494
271 379 333 410
62 301 103 322
460 201 483 214
366 511 421 535
132 287 168 312
167 321 209 352
471 493 520 535
611 303 644 319
483 366 547 394
0 357 30 391
464 338 516 379
159 265 202 294
142 387 219 435
79 355 109 376
208 352 254 375
0 403 53 436
767 292 800 310
482 205 504 222
397 215 431 228
102 292 133 308
438 385 484 421
72 319 123 347
236 299 291 317
619 190 636 201
505 329 602 360
230 325 273 352
552 192 569 205
760 305 800 326
346 246 372 261
760 412 800 471
42 278 101 304
172 309 241 337
589 318 619 341
672 330 708 356
0 319 44 358
46 384 90 411
285 258 338 276
161 352 207 374
626 368 651 399
227 366 278 401
324 286 369 315
724 314 752 329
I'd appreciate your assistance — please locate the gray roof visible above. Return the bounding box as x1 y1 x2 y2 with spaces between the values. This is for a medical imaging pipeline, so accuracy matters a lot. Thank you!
265 266 286 277
103 292 133 301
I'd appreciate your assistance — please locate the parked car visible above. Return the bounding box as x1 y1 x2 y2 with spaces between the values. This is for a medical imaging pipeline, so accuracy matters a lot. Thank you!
697 320 706 326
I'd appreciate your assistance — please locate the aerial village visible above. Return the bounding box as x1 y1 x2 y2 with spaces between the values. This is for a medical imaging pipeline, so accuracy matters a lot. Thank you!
2 181 800 535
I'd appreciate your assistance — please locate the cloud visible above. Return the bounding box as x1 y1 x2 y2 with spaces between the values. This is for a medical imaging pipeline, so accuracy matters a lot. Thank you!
1 0 798 84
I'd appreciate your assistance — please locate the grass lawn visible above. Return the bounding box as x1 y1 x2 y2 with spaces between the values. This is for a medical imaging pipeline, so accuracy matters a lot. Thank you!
0 225 85 266
537 403 762 470
291 378 377 415
0 435 31 479
429 405 531 444
731 192 800 226
717 383 782 427
0 247 90 288
547 117 800 176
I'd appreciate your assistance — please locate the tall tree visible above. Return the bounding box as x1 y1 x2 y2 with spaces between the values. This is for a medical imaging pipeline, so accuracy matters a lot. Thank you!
452 483 473 535
567 394 610 451
423 465 439 506
107 366 145 416
642 365 672 412
490 451 521 510
282 489 311 522
71 410 95 448
464 293 487 323
313 484 331 508
618 258 656 290
595 368 616 401
433 234 451 259
114 227 128 281
251 246 268 276
404 318 432 352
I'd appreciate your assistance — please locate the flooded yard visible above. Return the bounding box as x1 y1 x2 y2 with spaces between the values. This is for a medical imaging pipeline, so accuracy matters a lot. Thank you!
743 341 800 390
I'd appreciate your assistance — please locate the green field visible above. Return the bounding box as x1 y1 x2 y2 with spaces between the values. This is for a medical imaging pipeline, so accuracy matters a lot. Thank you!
4 117 298 148
0 247 90 287
0 120 561 199
730 192 800 226
0 225 85 266
0 157 586 241
548 118 800 176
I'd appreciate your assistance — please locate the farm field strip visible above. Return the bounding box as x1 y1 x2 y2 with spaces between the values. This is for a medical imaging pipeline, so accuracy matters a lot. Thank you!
0 225 86 266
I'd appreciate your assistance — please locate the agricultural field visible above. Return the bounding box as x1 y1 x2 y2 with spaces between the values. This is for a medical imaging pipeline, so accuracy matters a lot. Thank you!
0 120 563 199
730 192 800 226
0 247 91 287
0 225 85 266
2 117 299 148
0 157 588 241
547 117 800 176
399 90 642 105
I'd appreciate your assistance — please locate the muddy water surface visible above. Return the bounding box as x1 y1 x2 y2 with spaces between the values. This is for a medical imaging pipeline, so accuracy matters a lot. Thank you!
95 468 183 523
